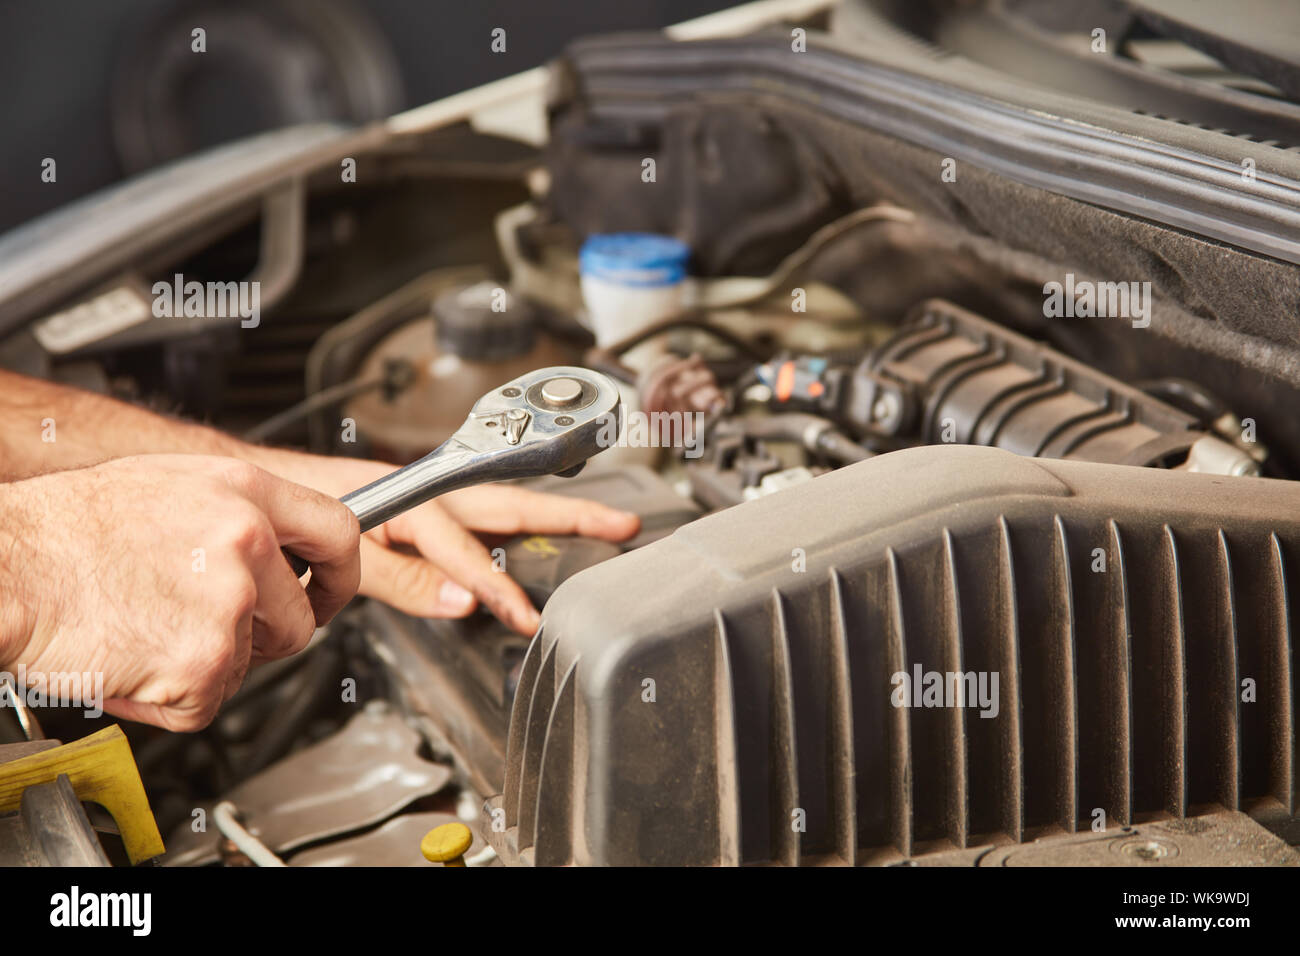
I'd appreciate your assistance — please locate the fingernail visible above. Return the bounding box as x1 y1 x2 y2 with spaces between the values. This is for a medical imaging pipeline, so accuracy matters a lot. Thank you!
610 509 639 529
438 581 475 614
520 606 542 633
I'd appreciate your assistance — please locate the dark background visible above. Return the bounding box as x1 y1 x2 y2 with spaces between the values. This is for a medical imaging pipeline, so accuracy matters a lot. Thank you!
0 0 731 234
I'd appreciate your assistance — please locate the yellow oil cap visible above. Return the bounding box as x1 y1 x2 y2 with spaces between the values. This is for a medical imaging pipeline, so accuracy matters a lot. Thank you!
421 822 473 867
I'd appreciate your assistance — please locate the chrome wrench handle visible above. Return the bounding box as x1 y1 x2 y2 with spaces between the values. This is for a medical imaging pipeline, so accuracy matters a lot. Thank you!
341 441 485 533
286 367 620 572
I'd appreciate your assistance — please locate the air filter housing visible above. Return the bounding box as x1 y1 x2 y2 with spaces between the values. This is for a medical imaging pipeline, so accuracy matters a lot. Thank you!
492 446 1300 865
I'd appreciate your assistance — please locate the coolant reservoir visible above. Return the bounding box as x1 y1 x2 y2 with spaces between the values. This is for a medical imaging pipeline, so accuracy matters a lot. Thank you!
580 233 691 467
579 232 690 353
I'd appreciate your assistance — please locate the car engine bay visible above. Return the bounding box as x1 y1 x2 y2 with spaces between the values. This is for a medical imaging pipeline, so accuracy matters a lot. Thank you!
3 0 1300 870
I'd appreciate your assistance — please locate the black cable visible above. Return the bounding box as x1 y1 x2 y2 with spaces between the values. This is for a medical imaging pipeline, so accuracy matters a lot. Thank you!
722 413 874 465
604 312 769 360
243 358 415 444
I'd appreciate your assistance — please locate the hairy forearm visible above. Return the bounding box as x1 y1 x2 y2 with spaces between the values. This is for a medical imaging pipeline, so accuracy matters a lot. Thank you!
0 481 36 662
0 370 253 480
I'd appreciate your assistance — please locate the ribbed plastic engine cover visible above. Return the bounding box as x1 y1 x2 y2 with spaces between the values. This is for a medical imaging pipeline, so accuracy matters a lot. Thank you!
494 446 1300 865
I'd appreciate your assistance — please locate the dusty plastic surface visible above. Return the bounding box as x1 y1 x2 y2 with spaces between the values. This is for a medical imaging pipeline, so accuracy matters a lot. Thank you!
495 445 1300 865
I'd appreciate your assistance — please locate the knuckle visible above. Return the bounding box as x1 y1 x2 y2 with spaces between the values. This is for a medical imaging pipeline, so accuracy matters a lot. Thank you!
223 509 277 563
191 697 224 732
166 697 221 733
163 709 206 733
392 559 441 599
166 673 228 733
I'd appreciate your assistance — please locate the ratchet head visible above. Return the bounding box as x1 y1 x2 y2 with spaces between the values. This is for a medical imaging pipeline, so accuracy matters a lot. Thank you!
450 366 620 476
340 367 620 532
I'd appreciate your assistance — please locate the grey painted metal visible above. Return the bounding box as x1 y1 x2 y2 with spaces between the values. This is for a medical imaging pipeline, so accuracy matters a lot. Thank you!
163 703 451 867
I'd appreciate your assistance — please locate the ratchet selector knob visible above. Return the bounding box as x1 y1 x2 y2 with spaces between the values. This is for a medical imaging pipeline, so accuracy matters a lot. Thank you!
504 408 530 445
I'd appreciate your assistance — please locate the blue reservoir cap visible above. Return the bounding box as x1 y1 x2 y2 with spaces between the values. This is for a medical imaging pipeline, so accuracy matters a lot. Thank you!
579 233 690 288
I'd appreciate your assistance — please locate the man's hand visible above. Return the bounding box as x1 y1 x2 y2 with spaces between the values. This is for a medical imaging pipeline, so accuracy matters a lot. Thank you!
246 451 640 635
0 368 640 637
0 455 361 732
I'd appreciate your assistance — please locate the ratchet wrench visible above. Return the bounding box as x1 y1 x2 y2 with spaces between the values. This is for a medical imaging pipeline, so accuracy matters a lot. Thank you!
284 366 620 575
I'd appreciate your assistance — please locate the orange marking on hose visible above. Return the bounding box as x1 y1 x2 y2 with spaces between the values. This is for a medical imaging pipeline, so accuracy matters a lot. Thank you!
775 362 795 402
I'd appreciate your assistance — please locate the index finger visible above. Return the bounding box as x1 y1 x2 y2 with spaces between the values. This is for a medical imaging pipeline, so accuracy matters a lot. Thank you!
237 467 362 624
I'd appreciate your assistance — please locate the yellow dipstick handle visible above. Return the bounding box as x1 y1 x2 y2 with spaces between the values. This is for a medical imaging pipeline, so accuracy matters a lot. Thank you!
0 724 164 864
421 822 473 867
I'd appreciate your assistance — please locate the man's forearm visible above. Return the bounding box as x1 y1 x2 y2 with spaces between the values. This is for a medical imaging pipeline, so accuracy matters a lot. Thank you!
0 479 38 662
0 370 257 480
